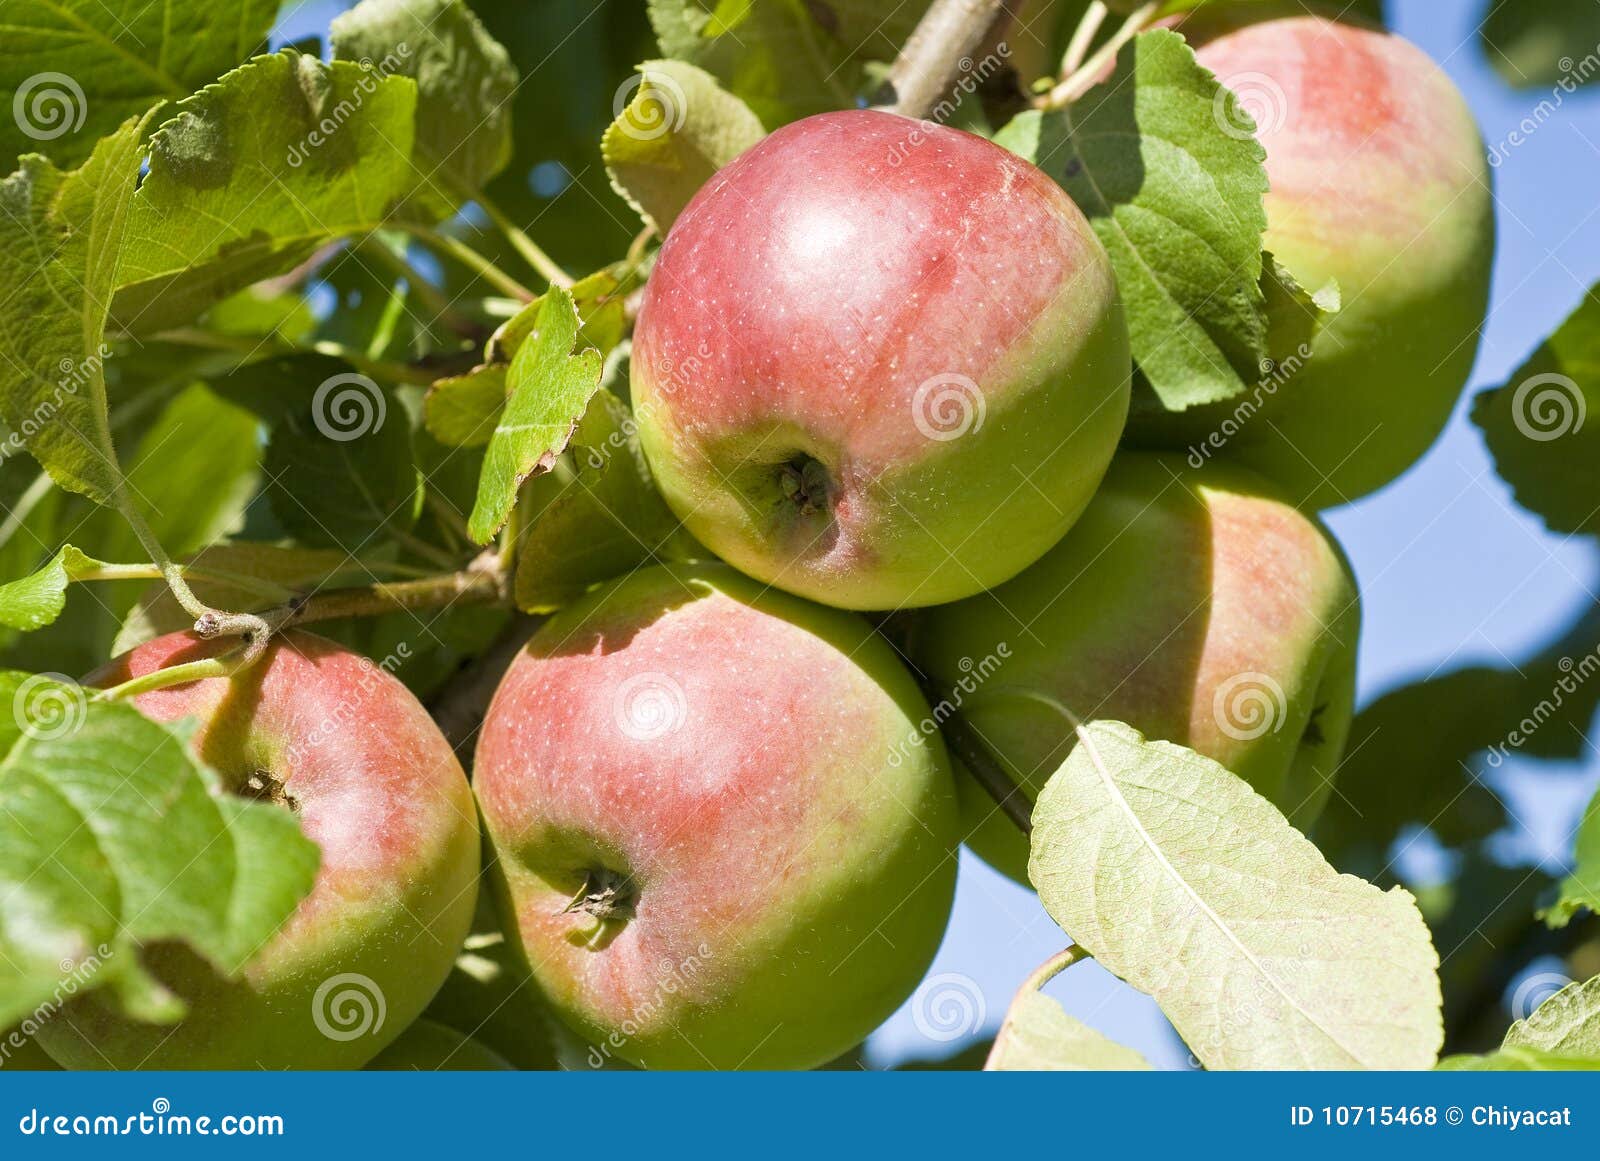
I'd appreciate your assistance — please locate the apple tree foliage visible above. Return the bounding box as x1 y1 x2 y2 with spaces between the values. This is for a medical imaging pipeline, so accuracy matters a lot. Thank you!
0 0 1597 1069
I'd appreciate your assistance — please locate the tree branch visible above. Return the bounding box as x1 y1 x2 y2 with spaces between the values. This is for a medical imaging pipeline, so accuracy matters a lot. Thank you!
875 0 1011 120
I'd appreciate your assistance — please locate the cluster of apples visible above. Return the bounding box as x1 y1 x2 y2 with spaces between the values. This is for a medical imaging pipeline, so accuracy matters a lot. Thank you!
32 11 1490 1071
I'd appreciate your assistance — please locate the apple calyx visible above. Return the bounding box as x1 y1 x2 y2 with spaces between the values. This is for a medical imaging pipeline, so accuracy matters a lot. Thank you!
560 868 637 922
778 454 834 518
239 770 300 813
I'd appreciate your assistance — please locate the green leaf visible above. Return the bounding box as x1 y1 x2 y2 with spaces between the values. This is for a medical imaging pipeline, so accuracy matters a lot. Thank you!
1471 287 1600 537
0 112 153 502
468 287 603 544
1437 1046 1600 1071
1479 0 1600 90
513 391 684 612
1029 720 1442 1070
998 30 1272 413
0 674 319 1025
1545 787 1600 928
261 373 423 554
0 545 113 631
425 366 506 449
1506 975 1600 1056
648 0 931 128
487 261 645 365
331 0 517 214
101 383 262 563
111 51 421 335
603 60 765 233
987 988 1152 1071
0 0 278 167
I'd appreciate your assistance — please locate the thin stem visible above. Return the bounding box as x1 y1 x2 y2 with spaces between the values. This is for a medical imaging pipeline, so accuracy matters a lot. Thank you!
395 222 536 301
393 530 464 572
984 945 1093 1070
115 500 268 642
71 563 294 603
1039 1 1159 109
936 704 1035 834
874 0 1009 119
626 224 656 268
281 562 506 628
1060 1 1108 76
155 328 437 386
468 185 573 289
94 647 254 702
358 235 478 336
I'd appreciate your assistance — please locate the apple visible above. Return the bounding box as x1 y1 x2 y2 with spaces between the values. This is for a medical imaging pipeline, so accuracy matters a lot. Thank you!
366 1019 513 1071
1126 8 1494 509
36 630 480 1070
474 562 960 1069
914 452 1359 884
632 108 1130 610
420 896 567 1070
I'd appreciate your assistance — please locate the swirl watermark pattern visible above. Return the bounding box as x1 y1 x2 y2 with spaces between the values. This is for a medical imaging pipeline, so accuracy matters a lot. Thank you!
1214 71 1289 141
612 70 688 143
312 373 387 442
13 72 87 141
912 373 986 442
1510 970 1571 1021
911 972 987 1043
311 973 387 1042
613 672 688 741
1511 373 1586 442
1212 672 1287 742
13 673 87 741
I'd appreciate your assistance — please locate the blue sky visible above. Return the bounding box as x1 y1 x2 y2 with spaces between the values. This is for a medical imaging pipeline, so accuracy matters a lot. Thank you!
271 0 1600 1067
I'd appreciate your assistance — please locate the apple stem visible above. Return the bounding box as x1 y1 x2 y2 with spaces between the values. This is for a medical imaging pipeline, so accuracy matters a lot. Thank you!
983 945 1092 1070
875 0 1012 120
1038 1 1161 110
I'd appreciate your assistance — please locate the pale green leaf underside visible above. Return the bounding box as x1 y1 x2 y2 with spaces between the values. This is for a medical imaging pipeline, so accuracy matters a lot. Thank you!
1029 720 1442 1070
603 59 765 234
987 989 1153 1071
1505 975 1600 1056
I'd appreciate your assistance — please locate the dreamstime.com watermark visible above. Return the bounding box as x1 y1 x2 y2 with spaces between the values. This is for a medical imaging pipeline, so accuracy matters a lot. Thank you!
585 943 714 1068
884 44 1013 166
0 345 111 468
1185 343 1315 468
311 972 387 1042
1484 646 1600 768
911 972 987 1043
0 943 112 1066
281 643 413 764
285 45 413 168
11 673 88 741
17 1099 284 1138
887 644 1011 769
612 69 689 143
1487 42 1600 167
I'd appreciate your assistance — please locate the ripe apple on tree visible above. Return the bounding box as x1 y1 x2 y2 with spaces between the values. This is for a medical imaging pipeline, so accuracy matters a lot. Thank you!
1128 7 1495 509
474 563 960 1069
915 452 1360 884
632 108 1131 610
35 631 481 1070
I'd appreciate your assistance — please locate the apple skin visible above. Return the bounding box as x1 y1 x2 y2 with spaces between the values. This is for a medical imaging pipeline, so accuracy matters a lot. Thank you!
366 1019 513 1071
36 630 480 1070
632 108 1130 610
1126 10 1494 509
474 562 960 1069
914 452 1359 885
